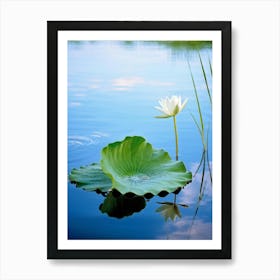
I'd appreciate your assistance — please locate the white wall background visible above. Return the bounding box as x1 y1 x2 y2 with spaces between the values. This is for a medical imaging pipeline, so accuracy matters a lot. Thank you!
0 0 279 279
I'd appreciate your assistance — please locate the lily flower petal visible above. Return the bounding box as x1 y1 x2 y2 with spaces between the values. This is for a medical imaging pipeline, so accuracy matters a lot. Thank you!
180 98 188 110
154 95 188 118
154 106 170 115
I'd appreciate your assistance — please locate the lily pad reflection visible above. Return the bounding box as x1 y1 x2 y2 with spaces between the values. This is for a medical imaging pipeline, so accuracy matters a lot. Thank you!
99 192 146 219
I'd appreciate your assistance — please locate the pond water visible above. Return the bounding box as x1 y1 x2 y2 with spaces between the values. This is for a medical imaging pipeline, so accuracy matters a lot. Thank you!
68 41 212 240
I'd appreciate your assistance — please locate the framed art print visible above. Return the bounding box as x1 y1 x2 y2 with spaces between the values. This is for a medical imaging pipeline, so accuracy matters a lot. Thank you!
47 21 231 259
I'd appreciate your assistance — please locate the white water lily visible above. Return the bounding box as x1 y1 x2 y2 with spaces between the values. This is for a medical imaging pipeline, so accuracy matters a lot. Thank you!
155 95 188 118
154 95 188 161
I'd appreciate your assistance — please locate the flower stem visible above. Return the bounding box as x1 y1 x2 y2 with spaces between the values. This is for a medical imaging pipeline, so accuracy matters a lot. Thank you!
173 194 177 205
173 116 179 161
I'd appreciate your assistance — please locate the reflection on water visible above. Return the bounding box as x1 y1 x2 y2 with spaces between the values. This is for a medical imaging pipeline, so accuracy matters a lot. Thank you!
156 200 182 222
99 191 146 219
68 40 212 240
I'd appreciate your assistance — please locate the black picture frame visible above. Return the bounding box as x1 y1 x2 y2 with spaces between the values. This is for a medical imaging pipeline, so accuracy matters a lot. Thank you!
47 21 231 259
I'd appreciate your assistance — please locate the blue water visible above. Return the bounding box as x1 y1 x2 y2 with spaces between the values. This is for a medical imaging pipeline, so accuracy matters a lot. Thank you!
68 41 212 240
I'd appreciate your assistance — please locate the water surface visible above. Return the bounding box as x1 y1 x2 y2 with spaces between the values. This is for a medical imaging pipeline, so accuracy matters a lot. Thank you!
68 41 212 240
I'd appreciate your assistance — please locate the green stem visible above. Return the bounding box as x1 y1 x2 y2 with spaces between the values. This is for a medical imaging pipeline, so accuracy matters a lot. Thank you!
173 115 179 161
198 51 212 105
173 194 177 205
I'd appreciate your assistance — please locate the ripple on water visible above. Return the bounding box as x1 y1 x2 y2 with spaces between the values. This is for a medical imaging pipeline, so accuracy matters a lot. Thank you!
68 131 109 146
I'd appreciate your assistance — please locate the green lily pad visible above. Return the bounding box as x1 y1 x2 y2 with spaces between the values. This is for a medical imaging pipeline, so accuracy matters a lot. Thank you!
69 163 112 192
101 136 192 196
99 192 146 219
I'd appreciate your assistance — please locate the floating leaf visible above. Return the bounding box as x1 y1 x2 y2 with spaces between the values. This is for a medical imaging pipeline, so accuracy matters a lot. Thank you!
69 136 192 196
99 192 146 218
69 163 112 192
101 136 192 196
